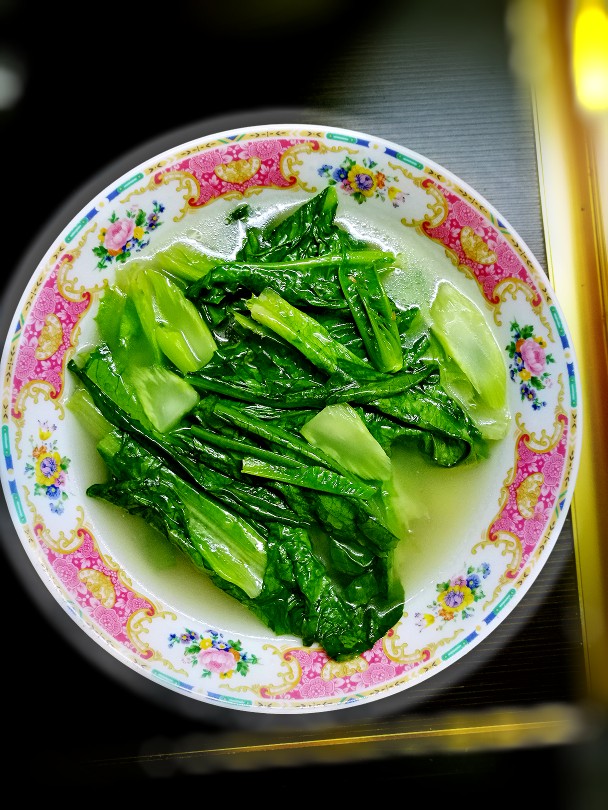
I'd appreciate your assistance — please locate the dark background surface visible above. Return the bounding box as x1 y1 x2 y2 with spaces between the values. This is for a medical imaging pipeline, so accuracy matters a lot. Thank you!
0 0 605 802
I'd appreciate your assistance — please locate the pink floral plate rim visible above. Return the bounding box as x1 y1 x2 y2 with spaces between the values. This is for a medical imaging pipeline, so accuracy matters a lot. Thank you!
0 124 582 714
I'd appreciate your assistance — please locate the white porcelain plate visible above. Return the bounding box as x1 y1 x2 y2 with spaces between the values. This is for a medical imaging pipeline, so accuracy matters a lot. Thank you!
0 124 582 714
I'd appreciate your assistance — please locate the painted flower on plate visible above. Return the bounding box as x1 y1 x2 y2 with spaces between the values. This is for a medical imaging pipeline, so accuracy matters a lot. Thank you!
318 157 404 205
507 321 555 410
169 627 259 678
24 421 70 514
93 200 165 269
416 562 491 628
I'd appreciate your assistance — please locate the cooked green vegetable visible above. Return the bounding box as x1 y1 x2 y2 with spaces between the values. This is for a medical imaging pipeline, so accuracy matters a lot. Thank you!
129 364 199 433
246 287 367 375
339 260 404 373
235 185 366 262
119 261 217 373
151 240 219 284
300 403 392 482
241 456 379 499
187 251 395 310
68 187 510 661
94 430 267 599
429 281 510 439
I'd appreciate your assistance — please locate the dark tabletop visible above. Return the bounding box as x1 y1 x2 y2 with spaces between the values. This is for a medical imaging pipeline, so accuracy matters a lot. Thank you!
0 0 602 803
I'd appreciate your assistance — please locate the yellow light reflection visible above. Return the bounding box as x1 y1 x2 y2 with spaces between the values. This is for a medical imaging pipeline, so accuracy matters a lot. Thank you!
573 1 608 110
